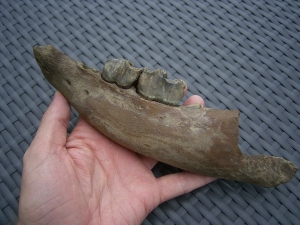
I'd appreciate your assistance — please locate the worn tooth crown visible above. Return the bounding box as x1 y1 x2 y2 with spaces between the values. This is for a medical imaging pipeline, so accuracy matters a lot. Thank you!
102 59 186 106
102 59 142 88
137 68 186 106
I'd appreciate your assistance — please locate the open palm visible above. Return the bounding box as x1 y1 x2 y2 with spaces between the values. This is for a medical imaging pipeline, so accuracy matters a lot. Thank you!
18 92 215 225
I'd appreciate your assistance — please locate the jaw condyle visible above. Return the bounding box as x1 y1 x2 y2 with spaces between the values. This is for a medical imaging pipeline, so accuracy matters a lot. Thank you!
33 45 298 188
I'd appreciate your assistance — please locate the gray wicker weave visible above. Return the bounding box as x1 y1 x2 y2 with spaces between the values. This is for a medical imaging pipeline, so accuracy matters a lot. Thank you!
1 1 299 224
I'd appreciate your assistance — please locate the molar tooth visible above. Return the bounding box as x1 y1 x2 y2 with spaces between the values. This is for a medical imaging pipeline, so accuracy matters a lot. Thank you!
137 68 186 106
102 59 142 88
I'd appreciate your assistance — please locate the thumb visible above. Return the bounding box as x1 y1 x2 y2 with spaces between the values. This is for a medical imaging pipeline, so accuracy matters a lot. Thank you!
29 92 71 155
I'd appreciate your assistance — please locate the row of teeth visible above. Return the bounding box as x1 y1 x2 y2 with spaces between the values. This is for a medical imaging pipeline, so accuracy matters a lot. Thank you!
102 59 186 106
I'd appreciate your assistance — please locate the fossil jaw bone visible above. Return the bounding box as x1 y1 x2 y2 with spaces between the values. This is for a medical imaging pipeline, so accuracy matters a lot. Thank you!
33 45 298 187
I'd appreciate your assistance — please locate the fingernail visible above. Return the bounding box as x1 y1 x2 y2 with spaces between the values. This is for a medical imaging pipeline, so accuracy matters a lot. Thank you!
53 91 60 99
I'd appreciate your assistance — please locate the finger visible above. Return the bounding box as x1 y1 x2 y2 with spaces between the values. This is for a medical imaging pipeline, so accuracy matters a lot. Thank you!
31 92 71 153
183 95 205 106
139 155 158 169
157 172 216 202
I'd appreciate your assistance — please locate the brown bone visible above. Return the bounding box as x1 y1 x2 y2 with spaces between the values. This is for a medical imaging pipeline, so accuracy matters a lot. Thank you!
33 45 298 187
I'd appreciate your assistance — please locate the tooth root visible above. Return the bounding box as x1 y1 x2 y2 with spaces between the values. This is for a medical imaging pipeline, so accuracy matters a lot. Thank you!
102 59 142 88
137 68 186 106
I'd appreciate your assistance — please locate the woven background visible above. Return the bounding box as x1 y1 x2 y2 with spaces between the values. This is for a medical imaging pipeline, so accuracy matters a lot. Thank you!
1 0 299 224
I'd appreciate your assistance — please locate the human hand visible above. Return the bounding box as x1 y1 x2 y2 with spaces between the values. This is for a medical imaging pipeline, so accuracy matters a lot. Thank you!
18 91 215 225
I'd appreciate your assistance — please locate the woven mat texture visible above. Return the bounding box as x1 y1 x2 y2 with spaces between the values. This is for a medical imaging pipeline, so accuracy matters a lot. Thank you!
1 0 300 224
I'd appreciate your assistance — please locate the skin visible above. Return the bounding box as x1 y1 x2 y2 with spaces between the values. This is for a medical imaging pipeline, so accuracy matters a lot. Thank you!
18 92 215 225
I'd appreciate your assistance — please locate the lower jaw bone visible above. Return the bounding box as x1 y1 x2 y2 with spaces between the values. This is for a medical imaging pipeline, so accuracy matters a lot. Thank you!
33 45 298 188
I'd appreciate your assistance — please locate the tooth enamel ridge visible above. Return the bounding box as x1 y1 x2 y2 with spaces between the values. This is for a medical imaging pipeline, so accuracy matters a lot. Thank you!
102 59 142 88
137 68 186 106
102 59 186 106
